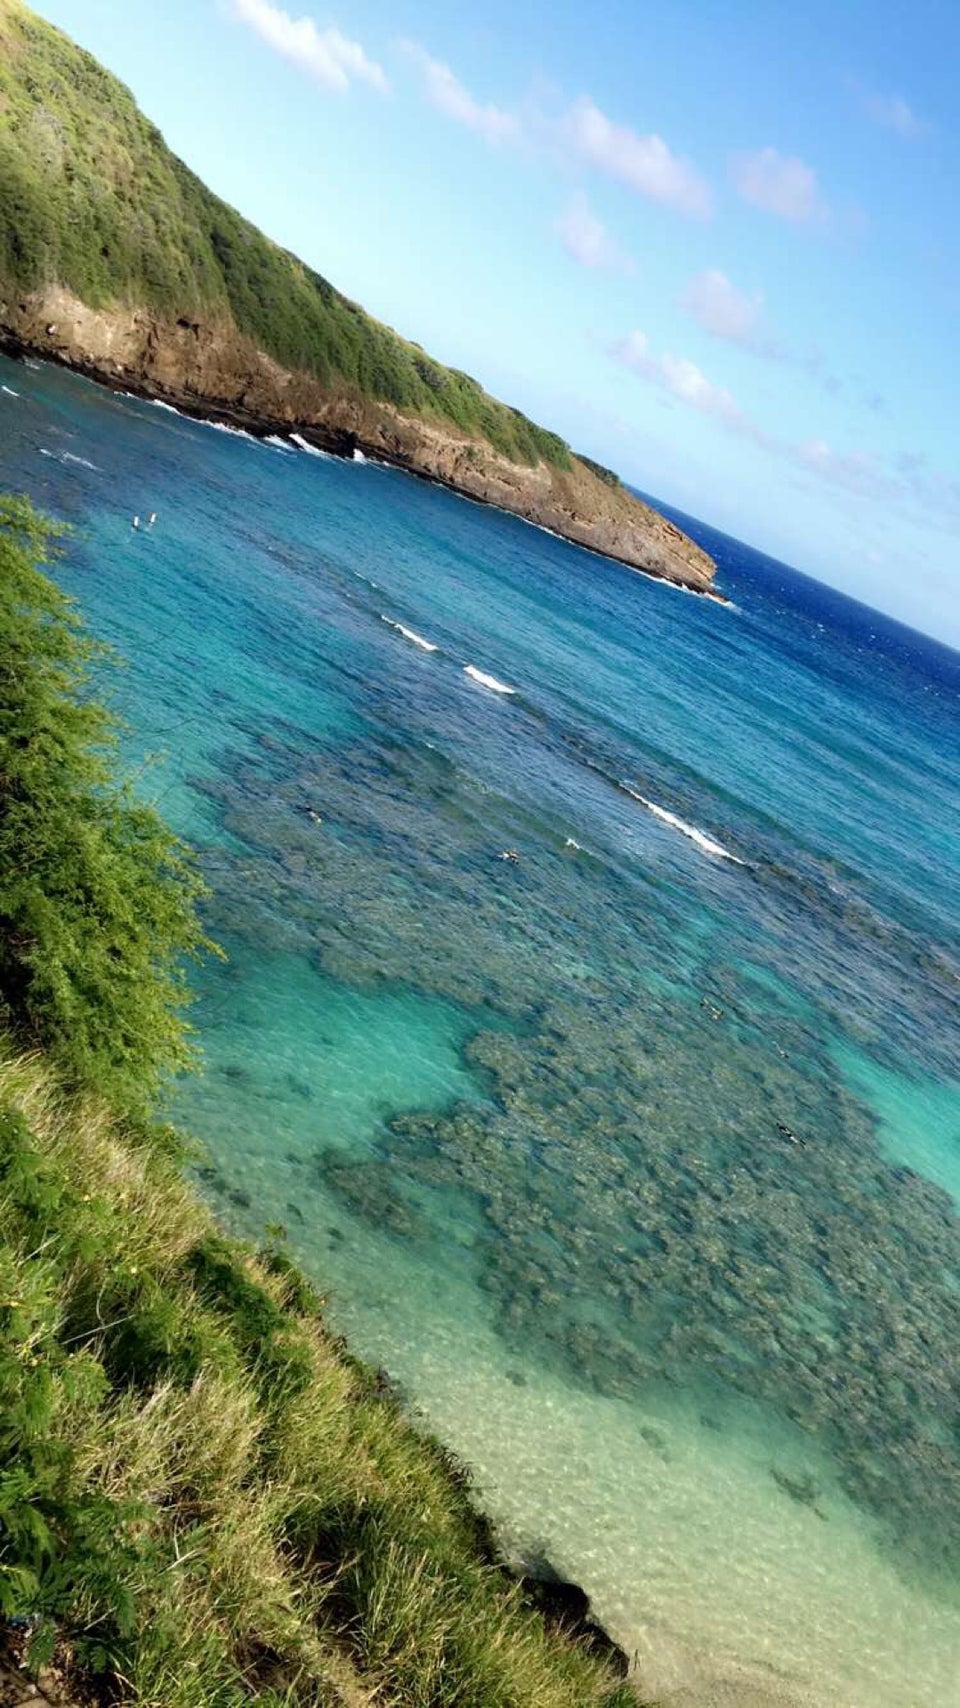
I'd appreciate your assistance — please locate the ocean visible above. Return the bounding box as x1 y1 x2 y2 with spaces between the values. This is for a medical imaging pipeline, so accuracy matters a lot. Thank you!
2 354 958 1707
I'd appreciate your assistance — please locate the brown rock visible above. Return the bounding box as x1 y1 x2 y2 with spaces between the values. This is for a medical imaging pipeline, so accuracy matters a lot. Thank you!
1 286 716 594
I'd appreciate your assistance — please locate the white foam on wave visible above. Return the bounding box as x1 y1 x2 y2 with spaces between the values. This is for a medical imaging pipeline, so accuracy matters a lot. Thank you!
291 432 331 460
464 664 516 696
353 447 368 464
38 447 98 471
149 398 183 416
381 616 438 652
621 784 743 864
264 433 293 451
206 420 257 443
1 384 20 397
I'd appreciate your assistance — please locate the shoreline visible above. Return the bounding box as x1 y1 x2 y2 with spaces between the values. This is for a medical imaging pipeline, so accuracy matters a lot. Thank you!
0 324 727 604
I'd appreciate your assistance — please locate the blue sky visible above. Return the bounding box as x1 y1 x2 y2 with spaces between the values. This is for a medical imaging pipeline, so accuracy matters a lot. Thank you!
34 0 960 640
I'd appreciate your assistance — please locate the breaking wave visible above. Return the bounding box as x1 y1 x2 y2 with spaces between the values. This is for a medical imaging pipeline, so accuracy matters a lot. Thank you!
39 448 99 471
464 664 516 696
206 421 258 443
620 784 744 863
381 616 438 652
291 432 331 460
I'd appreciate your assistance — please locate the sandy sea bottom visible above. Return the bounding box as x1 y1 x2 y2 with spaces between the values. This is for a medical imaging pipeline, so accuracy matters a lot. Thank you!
176 952 960 1708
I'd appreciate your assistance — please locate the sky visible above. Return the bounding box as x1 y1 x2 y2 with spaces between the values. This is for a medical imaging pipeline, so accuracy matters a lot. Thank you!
31 0 960 641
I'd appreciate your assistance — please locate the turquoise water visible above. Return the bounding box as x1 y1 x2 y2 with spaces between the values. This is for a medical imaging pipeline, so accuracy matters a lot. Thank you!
2 357 959 1707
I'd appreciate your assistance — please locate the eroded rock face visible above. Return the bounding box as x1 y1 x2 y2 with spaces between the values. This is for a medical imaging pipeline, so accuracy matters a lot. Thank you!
0 285 716 592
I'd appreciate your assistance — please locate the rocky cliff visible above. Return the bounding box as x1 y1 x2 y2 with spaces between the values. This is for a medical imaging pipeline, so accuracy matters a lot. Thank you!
0 286 716 594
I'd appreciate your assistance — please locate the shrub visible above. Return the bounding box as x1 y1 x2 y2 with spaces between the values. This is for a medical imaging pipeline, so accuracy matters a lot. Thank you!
0 496 212 1110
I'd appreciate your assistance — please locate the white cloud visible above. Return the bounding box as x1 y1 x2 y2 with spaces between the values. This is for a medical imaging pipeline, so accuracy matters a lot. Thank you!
796 438 880 495
400 41 519 144
860 89 925 137
613 330 745 427
396 49 710 218
731 147 825 224
232 0 387 92
613 332 891 486
566 96 711 219
680 268 763 345
555 194 634 273
614 334 960 540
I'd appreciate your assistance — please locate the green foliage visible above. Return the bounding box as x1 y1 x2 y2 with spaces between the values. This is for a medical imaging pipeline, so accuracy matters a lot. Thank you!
0 1053 633 1706
0 495 211 1109
0 477 628 1703
0 1106 144 1673
0 0 573 469
577 454 622 489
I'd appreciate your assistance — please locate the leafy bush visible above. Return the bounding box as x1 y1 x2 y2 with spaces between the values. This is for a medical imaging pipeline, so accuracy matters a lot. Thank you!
0 496 211 1109
0 493 634 1701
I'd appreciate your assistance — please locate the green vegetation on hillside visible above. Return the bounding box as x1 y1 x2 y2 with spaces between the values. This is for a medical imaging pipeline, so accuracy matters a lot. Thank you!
0 0 572 470
0 496 210 1111
0 496 632 1705
576 456 621 490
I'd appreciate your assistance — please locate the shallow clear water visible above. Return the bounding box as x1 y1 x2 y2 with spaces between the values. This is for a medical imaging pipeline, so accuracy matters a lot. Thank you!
2 357 959 1706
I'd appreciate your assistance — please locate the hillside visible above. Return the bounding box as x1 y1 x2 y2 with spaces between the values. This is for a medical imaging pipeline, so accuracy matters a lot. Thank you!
0 492 636 1707
0 0 716 593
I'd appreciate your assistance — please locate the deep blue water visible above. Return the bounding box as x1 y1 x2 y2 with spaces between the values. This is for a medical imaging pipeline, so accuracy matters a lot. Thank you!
2 356 958 1707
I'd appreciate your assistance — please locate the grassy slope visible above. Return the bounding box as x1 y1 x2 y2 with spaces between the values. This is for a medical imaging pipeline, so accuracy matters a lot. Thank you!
0 1051 633 1707
0 0 581 472
0 489 637 1705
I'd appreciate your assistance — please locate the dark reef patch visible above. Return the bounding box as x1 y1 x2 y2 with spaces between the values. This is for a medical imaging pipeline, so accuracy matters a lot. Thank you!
184 701 960 1581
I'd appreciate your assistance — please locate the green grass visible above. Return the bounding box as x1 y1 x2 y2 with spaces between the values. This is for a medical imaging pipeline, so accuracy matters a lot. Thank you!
0 495 636 1701
0 1052 634 1707
0 0 572 470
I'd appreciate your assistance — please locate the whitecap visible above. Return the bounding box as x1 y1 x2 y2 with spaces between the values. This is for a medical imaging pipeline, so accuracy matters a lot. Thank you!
620 784 743 864
1 384 20 397
353 447 368 464
291 432 331 459
37 447 99 474
149 398 183 415
565 837 583 851
206 420 257 442
264 434 293 451
381 616 438 652
464 664 516 696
